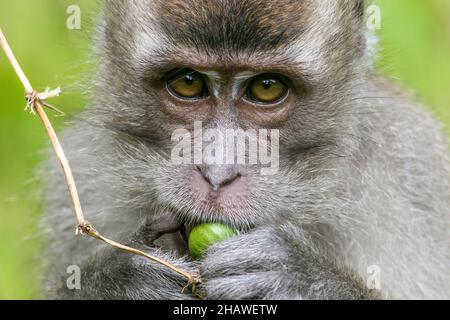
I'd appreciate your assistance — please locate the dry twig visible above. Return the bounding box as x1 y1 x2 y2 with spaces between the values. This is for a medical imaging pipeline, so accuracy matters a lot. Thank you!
0 27 201 293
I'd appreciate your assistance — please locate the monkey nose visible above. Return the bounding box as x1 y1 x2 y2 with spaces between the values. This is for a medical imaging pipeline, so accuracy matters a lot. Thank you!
196 165 241 191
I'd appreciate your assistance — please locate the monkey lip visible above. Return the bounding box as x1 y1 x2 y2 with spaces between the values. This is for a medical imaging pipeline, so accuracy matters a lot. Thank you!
181 223 193 242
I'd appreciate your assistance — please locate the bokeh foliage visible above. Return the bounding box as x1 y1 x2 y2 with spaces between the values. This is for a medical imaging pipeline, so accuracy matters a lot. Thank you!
0 0 449 299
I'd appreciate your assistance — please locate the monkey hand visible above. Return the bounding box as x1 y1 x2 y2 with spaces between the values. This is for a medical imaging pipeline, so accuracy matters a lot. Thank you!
198 224 378 300
198 226 295 299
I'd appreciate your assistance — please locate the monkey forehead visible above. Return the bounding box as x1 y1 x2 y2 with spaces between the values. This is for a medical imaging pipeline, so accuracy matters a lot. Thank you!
152 0 312 53
104 0 364 79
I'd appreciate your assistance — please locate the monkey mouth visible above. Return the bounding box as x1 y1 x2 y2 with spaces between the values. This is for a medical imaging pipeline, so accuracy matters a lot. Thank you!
180 223 192 245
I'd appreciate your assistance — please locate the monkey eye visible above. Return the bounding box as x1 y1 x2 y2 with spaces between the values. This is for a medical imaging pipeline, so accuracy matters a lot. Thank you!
246 74 288 104
166 69 209 99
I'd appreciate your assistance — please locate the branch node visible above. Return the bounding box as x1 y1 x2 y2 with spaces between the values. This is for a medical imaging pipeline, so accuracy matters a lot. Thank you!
76 221 93 236
25 89 64 115
182 272 205 299
24 90 39 114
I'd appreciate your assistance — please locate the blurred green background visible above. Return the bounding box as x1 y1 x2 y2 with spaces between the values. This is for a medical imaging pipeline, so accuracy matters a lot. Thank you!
0 0 449 299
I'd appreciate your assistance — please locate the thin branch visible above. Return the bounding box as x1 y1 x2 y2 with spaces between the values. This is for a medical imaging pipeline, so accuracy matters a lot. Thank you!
0 28 33 93
0 27 200 291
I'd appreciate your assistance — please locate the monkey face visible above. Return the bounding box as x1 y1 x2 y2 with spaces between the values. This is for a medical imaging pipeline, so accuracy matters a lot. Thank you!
92 0 367 230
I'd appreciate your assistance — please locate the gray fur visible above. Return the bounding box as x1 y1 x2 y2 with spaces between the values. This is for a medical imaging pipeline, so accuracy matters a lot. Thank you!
42 0 450 299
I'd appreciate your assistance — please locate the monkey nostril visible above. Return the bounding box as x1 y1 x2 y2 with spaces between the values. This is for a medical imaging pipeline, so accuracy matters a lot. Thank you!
196 166 241 190
219 173 241 187
196 166 213 186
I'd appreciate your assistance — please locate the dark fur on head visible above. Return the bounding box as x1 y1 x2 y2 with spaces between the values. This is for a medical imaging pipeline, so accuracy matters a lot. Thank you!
43 0 450 299
155 0 312 52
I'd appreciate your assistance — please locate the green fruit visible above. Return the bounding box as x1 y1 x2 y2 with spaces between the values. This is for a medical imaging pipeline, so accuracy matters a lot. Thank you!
188 223 237 259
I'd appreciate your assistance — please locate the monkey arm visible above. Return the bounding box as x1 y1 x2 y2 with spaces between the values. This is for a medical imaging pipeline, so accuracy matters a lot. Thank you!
51 238 199 300
199 223 380 300
47 213 199 300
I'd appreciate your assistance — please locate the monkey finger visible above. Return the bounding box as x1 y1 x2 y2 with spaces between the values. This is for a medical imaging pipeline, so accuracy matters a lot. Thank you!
139 211 183 246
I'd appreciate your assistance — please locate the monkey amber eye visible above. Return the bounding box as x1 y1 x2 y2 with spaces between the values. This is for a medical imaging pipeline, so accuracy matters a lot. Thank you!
246 74 288 104
166 69 209 99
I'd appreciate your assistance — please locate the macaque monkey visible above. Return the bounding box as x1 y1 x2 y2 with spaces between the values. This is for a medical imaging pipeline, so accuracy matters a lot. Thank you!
43 0 450 299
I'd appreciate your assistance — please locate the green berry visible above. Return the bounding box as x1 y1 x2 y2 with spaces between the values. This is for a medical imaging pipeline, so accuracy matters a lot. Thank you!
188 223 237 259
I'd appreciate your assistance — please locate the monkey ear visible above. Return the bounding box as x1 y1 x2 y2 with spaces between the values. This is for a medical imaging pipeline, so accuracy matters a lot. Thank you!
354 0 365 18
353 0 376 59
